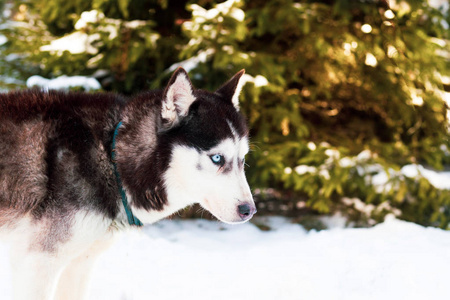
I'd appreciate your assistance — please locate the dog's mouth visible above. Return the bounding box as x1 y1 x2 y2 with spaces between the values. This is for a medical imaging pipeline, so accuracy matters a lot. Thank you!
202 198 212 212
202 198 256 224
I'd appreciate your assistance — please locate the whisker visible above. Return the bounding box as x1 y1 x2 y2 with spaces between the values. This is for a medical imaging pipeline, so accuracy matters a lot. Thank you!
196 206 207 220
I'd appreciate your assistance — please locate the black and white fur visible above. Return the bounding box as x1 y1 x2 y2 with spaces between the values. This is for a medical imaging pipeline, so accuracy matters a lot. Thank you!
0 68 256 300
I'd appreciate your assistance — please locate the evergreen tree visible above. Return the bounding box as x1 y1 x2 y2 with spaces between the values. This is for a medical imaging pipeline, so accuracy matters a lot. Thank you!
1 0 449 227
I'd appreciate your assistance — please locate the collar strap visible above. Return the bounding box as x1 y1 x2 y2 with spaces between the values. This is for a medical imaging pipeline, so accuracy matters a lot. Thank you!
111 122 143 227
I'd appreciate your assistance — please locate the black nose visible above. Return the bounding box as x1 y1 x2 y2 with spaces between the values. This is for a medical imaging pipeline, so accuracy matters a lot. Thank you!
238 203 256 220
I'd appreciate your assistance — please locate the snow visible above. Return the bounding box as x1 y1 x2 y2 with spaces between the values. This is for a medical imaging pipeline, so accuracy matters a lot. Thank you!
90 217 450 300
75 10 105 30
365 163 450 191
167 49 215 73
1 216 448 300
429 0 449 13
241 74 269 87
294 165 317 175
402 164 450 189
27 75 101 91
190 0 245 22
40 31 99 55
0 34 7 46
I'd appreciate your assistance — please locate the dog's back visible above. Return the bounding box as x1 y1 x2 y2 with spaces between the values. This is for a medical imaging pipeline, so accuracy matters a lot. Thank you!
0 90 124 226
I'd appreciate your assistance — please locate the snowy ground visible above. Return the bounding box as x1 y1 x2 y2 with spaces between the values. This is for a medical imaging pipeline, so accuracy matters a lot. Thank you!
2 216 447 300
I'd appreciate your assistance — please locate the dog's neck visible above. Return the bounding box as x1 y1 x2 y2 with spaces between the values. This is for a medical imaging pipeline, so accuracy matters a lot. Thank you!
112 96 171 217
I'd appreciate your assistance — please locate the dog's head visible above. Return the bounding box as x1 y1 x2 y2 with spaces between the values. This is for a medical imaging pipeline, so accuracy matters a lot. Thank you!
158 67 256 224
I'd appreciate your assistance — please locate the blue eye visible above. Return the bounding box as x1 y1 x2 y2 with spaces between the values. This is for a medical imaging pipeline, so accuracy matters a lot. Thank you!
210 154 224 165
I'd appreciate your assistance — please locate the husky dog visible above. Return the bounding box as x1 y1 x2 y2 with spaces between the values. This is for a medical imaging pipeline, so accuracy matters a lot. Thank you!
0 68 256 300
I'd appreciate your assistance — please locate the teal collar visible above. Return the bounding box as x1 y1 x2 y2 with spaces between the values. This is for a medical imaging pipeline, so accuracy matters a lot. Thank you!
111 122 143 227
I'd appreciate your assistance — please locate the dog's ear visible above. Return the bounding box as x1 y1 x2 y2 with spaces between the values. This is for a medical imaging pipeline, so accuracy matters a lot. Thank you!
215 69 246 110
161 67 196 127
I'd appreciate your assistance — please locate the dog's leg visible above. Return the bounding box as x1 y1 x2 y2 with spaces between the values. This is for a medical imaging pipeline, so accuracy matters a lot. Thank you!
54 234 116 300
10 251 65 300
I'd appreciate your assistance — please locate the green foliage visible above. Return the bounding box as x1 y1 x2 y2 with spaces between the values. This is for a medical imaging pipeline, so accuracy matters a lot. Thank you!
0 0 188 93
1 0 450 227
238 0 450 228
